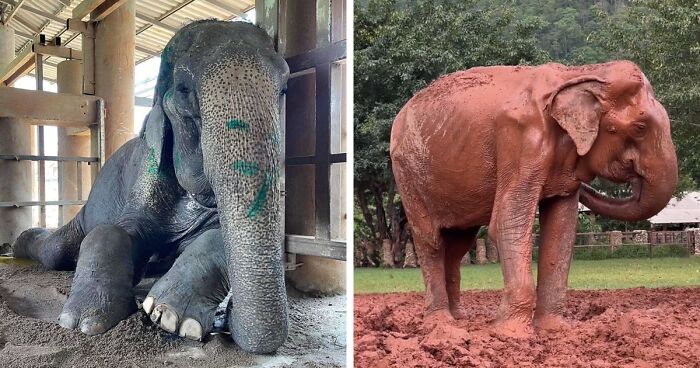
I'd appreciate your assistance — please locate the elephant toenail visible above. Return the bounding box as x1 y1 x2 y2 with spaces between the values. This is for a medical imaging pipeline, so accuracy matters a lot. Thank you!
80 316 108 335
58 312 78 330
179 318 203 341
161 309 179 333
142 296 154 314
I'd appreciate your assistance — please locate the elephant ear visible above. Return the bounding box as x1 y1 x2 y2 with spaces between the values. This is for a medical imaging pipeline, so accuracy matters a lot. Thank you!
548 76 607 156
141 99 170 168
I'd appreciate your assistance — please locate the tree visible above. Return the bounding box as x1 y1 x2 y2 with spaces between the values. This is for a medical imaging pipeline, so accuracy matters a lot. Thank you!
354 0 549 266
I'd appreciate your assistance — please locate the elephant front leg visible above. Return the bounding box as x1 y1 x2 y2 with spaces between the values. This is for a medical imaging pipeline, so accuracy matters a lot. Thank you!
534 193 578 333
489 182 542 338
58 224 139 334
144 229 229 340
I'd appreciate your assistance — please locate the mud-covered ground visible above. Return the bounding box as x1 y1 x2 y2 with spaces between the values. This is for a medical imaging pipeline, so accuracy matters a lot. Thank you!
355 288 700 367
0 259 346 368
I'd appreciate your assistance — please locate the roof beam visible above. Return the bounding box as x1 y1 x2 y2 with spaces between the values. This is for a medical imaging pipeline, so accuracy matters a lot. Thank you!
72 0 128 21
135 44 159 57
0 88 101 127
135 11 178 33
201 0 244 16
20 4 65 24
2 0 26 24
0 44 34 85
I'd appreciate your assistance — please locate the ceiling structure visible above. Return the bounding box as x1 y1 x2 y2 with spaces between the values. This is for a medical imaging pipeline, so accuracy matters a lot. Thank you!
0 0 255 82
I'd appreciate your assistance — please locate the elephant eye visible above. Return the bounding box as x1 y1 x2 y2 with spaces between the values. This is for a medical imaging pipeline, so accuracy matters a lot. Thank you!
176 84 190 94
632 122 647 134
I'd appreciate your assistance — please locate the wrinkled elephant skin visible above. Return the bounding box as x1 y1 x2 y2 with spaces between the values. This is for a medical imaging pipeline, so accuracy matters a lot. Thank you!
390 61 677 337
13 21 289 354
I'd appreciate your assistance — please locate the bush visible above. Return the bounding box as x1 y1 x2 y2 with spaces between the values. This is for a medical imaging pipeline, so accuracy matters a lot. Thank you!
532 244 690 261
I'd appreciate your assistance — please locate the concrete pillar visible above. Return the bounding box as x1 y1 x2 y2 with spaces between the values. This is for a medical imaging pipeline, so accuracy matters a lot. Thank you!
461 250 471 266
403 239 417 268
486 239 499 263
0 25 32 247
94 0 135 158
689 228 700 256
57 60 91 222
610 231 623 253
475 239 487 265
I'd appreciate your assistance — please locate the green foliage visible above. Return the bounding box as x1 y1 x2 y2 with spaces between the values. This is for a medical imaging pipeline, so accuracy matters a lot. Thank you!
590 0 700 191
354 0 700 252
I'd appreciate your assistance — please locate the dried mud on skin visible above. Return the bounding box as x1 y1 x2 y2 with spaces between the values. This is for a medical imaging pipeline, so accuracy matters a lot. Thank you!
355 288 700 368
0 261 346 368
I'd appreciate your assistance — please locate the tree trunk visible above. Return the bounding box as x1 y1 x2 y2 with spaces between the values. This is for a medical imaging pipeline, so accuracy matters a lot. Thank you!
475 239 487 265
461 251 471 266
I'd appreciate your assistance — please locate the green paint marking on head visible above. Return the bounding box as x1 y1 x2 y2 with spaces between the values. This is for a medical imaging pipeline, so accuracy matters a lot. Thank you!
232 160 260 177
174 152 182 169
247 172 274 219
146 147 159 175
227 119 249 131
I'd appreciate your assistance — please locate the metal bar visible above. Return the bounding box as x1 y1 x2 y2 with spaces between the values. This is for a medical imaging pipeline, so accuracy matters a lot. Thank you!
285 235 346 261
58 161 64 226
0 200 87 208
35 53 46 228
286 153 346 166
0 155 98 162
285 40 346 73
76 161 83 200
314 63 331 240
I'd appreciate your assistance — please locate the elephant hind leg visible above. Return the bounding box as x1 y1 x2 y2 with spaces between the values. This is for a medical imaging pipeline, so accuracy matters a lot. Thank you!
442 227 479 320
12 219 85 270
144 229 229 340
413 227 454 327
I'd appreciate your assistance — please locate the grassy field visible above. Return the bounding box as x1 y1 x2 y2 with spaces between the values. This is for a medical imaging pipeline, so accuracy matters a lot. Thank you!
354 257 700 294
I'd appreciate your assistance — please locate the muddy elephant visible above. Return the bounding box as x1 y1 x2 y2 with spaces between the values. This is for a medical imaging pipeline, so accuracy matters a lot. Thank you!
12 20 289 353
390 61 677 337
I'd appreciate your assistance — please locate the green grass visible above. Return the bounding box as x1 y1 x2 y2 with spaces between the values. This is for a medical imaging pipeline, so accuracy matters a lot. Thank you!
354 257 700 294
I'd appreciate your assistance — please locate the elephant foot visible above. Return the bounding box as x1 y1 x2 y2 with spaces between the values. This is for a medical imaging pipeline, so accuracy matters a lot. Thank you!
58 225 137 334
450 307 468 320
422 309 455 331
533 313 571 334
144 230 229 340
490 317 534 339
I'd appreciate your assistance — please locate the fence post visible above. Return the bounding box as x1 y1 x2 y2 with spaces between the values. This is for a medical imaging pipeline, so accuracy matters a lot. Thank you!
486 239 499 263
691 228 700 256
403 239 417 268
610 231 622 254
476 238 487 265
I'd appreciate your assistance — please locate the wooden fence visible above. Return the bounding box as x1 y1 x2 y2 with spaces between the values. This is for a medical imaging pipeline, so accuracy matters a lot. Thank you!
531 230 697 258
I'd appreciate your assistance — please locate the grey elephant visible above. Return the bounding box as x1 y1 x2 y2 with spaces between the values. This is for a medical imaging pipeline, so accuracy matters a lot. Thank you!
12 20 289 353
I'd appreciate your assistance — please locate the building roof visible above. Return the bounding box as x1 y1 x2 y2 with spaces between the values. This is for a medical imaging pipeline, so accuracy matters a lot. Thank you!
649 191 700 225
1 0 254 82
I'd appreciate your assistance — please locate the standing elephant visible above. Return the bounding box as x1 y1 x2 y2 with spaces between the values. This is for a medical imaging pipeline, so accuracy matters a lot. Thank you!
390 61 677 337
12 20 289 353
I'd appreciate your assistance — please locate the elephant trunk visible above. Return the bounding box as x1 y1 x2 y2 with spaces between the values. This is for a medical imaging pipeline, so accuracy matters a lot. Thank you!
579 135 678 222
200 65 287 353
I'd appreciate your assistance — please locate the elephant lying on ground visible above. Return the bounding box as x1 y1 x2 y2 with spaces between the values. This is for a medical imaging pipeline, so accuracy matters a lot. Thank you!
390 61 677 337
13 20 289 353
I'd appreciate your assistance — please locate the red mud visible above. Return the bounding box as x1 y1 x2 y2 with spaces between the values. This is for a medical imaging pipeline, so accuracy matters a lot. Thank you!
354 288 700 367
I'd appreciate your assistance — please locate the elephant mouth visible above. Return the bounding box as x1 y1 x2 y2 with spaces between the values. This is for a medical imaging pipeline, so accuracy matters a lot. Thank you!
580 176 643 205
